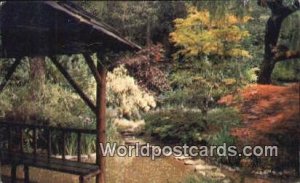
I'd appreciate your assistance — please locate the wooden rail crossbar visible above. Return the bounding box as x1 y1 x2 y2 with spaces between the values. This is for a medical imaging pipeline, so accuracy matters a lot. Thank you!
0 121 97 134
0 121 99 183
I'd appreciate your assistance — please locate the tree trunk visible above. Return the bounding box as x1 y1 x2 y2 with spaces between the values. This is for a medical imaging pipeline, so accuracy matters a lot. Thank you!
257 14 281 84
28 56 45 120
29 56 46 100
146 17 152 47
257 58 276 84
257 0 299 84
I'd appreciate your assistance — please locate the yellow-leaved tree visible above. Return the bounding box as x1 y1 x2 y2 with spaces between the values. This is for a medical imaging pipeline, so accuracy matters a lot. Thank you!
170 6 252 59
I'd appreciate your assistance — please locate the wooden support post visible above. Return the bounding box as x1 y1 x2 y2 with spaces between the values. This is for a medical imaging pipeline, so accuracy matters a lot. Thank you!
47 129 52 161
50 56 96 114
96 58 106 183
296 141 300 177
11 164 16 183
20 128 24 154
24 165 29 183
0 58 22 93
62 131 66 160
79 176 84 183
33 128 37 157
8 126 12 155
77 132 82 162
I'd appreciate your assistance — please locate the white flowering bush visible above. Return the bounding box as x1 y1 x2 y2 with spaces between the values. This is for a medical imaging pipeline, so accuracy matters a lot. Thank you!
106 65 156 119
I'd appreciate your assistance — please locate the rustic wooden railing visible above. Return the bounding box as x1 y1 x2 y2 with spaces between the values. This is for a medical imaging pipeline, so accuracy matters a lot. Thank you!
0 121 97 162
0 121 100 183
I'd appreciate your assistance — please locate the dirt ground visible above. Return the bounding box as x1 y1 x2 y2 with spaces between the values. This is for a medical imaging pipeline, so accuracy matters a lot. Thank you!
0 156 192 183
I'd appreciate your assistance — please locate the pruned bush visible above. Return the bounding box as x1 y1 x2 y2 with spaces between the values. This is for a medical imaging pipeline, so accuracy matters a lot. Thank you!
144 107 241 165
144 107 241 145
144 109 206 145
272 60 300 82
206 107 241 128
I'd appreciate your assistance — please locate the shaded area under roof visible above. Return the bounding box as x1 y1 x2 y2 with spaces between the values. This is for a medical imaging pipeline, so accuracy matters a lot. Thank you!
0 1 141 58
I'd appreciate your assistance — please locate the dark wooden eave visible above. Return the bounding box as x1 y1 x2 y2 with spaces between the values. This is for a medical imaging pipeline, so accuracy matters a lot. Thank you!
0 1 141 58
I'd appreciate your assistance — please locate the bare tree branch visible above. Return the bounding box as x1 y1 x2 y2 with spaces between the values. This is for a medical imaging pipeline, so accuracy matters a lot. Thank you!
275 50 300 61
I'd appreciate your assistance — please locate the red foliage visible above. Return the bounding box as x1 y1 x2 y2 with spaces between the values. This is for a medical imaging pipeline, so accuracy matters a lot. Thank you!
113 44 171 94
219 84 299 171
220 84 299 144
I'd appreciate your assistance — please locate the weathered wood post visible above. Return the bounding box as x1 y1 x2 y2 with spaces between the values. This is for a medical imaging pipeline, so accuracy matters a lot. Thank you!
296 140 300 177
96 57 107 183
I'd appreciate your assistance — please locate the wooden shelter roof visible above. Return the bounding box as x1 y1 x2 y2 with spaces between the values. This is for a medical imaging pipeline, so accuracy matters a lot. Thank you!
0 1 141 58
0 3 140 182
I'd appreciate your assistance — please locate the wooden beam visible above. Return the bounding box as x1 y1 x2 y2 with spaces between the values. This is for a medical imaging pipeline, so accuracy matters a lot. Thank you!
0 121 97 134
96 56 107 183
0 57 22 93
83 53 101 85
50 56 96 114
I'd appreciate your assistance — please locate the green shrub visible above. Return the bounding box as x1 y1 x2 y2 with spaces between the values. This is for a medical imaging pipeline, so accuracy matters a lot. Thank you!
206 107 241 164
272 60 300 82
144 109 206 145
208 127 235 147
106 118 122 144
207 126 237 166
144 107 241 146
207 107 241 128
165 59 248 110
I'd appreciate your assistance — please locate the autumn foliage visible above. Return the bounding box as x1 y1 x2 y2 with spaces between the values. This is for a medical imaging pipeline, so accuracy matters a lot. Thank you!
219 84 299 170
170 6 252 59
113 44 171 94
